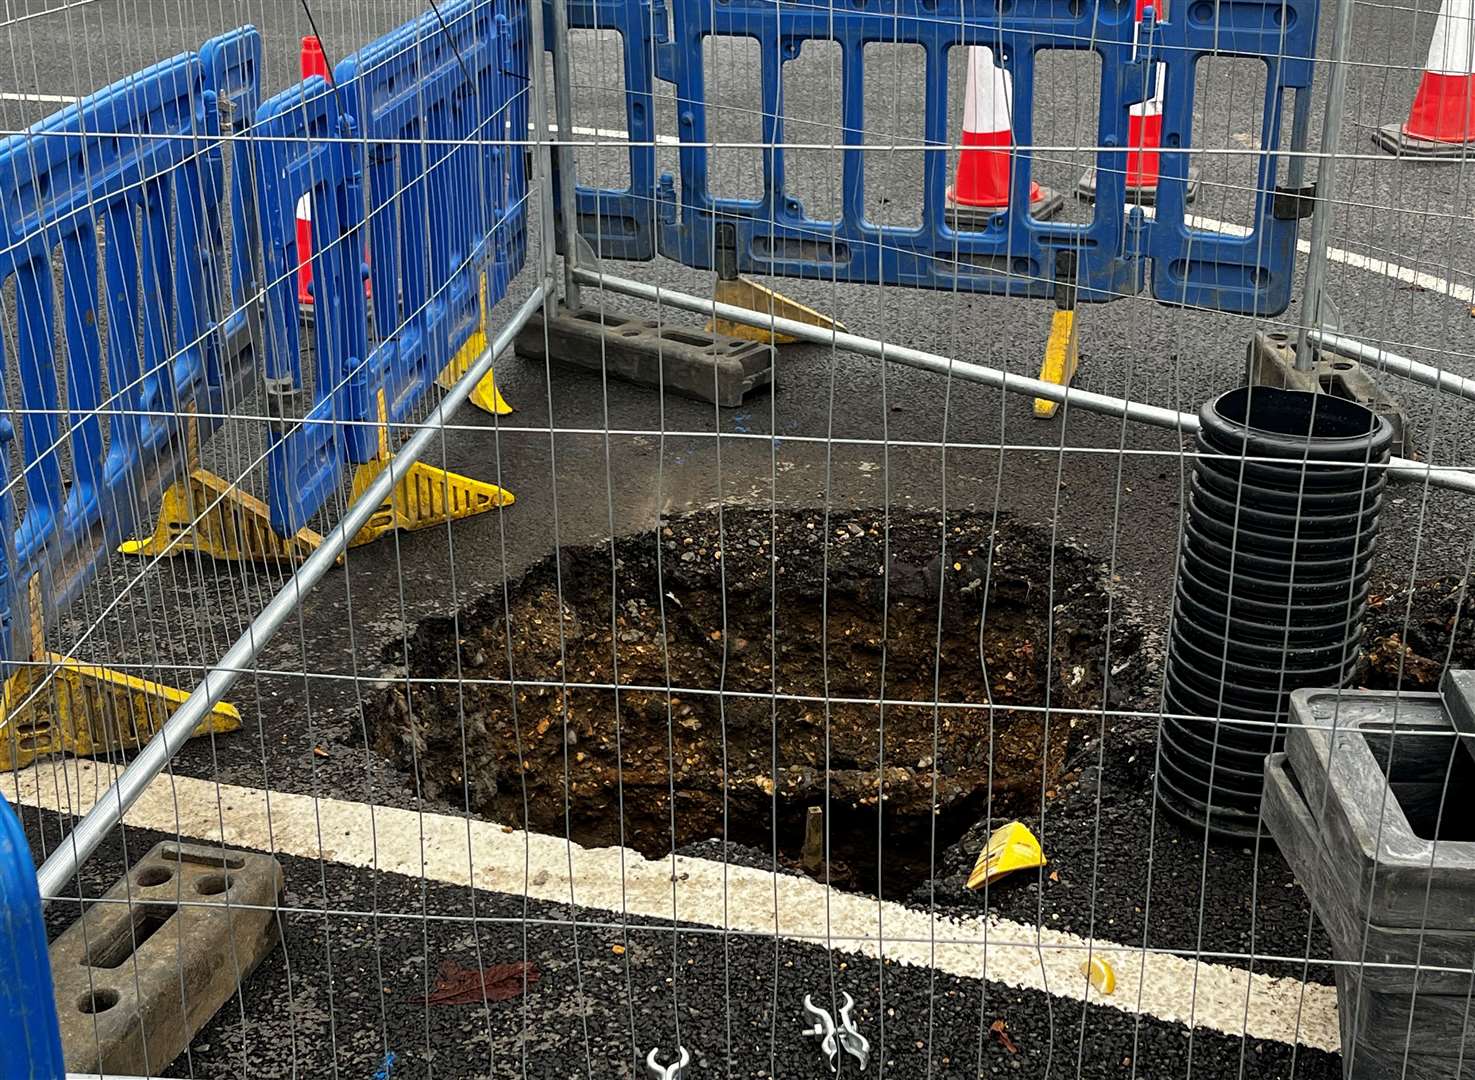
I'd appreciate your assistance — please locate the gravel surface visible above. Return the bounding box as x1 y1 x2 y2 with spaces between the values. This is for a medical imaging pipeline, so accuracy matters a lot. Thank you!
25 808 1345 1080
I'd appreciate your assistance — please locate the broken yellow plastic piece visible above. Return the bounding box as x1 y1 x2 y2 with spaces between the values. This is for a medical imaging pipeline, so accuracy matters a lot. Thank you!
119 468 324 563
1080 955 1117 995
1034 308 1079 418
967 821 1047 889
436 269 513 416
708 276 845 345
0 652 241 771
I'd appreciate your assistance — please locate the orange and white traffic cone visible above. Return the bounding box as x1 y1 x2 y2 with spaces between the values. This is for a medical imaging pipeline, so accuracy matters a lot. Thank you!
1077 0 1198 204
296 36 329 314
946 46 1063 224
1373 0 1475 157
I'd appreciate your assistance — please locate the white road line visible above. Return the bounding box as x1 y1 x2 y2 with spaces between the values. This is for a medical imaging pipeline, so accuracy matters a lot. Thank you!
8 760 1341 1053
0 92 79 104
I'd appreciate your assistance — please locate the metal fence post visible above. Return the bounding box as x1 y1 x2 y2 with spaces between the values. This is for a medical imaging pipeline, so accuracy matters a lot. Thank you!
548 0 583 310
1294 0 1359 370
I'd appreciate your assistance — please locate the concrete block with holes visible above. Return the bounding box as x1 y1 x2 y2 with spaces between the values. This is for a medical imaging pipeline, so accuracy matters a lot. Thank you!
49 842 283 1075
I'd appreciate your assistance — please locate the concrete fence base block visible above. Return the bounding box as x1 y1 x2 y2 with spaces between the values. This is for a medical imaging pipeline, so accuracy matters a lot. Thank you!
516 302 775 407
50 842 283 1075
1443 670 1475 765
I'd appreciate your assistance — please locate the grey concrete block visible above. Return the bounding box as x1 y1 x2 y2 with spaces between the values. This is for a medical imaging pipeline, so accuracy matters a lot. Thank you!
51 842 283 1075
1263 753 1475 996
1443 670 1475 766
516 303 775 407
1245 331 1412 459
1285 689 1475 930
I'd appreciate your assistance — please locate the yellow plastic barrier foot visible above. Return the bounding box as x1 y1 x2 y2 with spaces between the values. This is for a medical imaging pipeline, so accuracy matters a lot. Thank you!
967 820 1047 889
119 468 325 563
708 276 845 345
0 652 241 771
436 269 513 416
346 455 514 549
1034 307 1080 418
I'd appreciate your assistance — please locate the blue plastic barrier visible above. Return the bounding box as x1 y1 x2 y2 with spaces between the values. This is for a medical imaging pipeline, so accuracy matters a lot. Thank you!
253 0 530 536
335 0 498 446
497 0 533 287
546 0 663 261
0 30 261 665
0 792 65 1078
631 0 1316 315
251 76 368 537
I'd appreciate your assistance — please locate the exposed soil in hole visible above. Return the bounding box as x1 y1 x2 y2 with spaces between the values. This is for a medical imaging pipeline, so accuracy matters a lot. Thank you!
1360 574 1474 690
371 508 1146 898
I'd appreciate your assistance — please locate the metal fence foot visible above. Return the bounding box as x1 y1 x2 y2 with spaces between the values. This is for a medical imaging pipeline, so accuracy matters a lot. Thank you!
707 276 844 346
119 469 324 564
0 654 241 771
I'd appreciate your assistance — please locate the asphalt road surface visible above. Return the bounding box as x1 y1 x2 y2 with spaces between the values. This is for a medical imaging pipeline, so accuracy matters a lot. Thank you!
4 0 1475 1077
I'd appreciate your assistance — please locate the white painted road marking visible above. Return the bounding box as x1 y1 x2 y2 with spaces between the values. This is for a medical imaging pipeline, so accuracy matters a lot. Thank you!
8 760 1341 1052
0 92 79 104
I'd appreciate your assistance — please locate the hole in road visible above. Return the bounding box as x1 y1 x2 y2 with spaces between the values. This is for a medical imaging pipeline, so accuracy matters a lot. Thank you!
373 508 1142 899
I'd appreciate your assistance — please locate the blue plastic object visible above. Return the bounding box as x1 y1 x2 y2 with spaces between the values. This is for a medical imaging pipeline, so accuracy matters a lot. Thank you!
552 0 1318 316
251 76 367 537
252 1 530 536
0 36 258 666
0 792 65 1079
545 0 663 260
335 0 498 448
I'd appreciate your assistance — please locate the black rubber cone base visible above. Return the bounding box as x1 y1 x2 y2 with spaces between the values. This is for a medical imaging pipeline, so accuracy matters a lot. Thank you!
947 184 1065 229
1372 122 1475 159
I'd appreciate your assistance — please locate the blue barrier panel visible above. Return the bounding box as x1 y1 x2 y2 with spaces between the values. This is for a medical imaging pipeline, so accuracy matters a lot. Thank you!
335 0 497 447
255 2 530 536
252 77 368 536
200 28 266 328
497 0 533 287
0 792 65 1078
0 39 258 664
652 0 1317 315
545 0 663 261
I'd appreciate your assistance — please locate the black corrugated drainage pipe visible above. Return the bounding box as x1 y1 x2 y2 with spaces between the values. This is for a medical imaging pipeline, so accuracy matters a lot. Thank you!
1160 387 1393 838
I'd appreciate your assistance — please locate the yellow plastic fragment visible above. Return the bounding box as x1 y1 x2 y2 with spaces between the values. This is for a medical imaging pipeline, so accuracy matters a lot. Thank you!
966 821 1046 889
1080 955 1116 995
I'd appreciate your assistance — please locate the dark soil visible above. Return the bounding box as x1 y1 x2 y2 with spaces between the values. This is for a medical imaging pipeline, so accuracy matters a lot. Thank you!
371 507 1145 898
1360 573 1474 690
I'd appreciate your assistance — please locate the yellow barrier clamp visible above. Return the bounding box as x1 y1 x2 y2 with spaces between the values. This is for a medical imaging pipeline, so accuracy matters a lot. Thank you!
1081 955 1117 995
708 276 845 345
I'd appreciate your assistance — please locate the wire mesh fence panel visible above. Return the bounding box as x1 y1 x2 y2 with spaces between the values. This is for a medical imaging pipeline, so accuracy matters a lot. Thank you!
0 0 1473 1078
